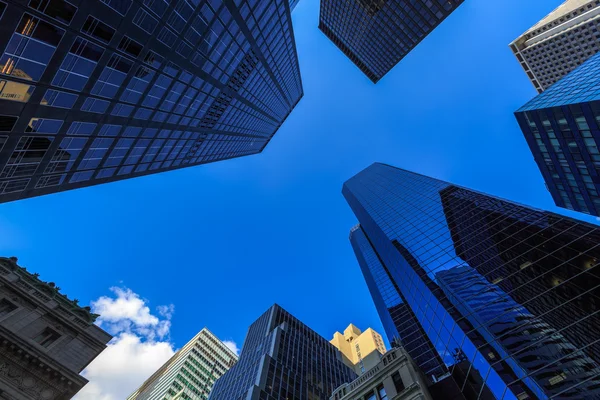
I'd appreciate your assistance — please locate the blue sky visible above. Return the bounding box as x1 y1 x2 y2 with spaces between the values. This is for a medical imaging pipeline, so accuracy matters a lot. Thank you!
3 0 597 397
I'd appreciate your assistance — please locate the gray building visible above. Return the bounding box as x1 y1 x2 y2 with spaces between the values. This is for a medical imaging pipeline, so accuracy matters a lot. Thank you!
127 327 237 400
510 0 600 93
330 348 432 400
0 256 112 400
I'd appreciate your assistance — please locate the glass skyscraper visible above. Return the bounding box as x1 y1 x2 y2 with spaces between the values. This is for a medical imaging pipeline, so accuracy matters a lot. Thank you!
515 50 600 216
127 328 237 400
209 304 357 400
344 162 600 400
0 0 302 203
318 0 464 83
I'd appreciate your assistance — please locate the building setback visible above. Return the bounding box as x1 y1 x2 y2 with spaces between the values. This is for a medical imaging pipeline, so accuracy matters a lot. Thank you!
330 323 387 375
127 328 237 400
0 256 112 400
208 304 357 400
515 50 600 216
0 0 302 203
343 163 600 400
318 0 464 83
510 0 600 93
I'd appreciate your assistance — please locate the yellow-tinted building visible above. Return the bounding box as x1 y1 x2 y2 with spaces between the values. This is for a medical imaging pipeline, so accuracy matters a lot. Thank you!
331 324 387 375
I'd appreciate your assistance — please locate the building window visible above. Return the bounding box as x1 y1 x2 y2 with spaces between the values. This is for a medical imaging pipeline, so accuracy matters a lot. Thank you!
378 385 388 400
365 391 376 400
0 115 18 132
29 0 77 25
0 298 17 318
82 16 115 43
33 327 60 347
391 371 405 393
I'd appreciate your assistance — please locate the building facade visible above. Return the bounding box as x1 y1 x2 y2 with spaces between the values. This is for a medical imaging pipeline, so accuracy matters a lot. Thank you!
127 328 237 400
510 0 600 93
330 347 432 400
343 163 600 400
515 50 600 216
0 0 303 203
330 323 387 375
0 256 112 400
318 0 464 83
209 304 357 400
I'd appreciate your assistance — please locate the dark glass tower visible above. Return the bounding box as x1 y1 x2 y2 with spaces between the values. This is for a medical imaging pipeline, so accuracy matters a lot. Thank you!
318 0 464 83
515 51 600 216
0 0 302 203
209 304 357 400
344 163 600 400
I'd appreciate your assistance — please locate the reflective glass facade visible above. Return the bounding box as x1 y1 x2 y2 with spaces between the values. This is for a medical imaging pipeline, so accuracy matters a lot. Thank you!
209 304 357 400
318 0 464 83
0 0 302 203
516 51 600 216
344 162 600 400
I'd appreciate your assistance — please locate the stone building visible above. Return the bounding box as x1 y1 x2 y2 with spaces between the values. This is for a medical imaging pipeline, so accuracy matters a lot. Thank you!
0 256 112 400
330 347 432 400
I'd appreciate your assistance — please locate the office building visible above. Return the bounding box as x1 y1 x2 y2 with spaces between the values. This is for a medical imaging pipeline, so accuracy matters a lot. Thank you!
318 0 464 83
127 328 237 400
510 0 600 93
344 163 600 400
0 0 303 203
515 50 600 216
330 347 432 400
330 323 387 374
209 304 357 400
0 256 112 400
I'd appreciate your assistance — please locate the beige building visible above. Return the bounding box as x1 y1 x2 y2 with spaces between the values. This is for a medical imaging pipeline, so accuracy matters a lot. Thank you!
510 0 600 92
330 347 433 400
330 324 386 375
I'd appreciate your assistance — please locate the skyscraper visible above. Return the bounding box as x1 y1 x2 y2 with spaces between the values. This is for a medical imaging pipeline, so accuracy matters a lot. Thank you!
209 304 357 400
344 163 600 400
515 50 600 216
0 0 303 203
330 323 387 375
0 256 112 400
318 0 464 83
510 0 600 93
127 327 237 400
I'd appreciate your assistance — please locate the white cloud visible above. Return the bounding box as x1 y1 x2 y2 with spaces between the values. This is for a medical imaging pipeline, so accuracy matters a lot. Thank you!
223 340 240 355
74 288 176 400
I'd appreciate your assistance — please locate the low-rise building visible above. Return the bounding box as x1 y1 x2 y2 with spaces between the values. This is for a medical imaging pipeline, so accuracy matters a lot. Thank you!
0 256 112 400
330 348 432 400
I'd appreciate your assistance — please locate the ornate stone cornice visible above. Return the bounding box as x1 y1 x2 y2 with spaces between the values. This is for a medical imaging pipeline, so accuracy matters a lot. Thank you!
0 257 100 325
0 325 86 399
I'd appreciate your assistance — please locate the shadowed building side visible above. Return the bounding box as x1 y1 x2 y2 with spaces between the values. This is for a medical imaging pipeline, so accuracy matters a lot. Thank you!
0 257 112 400
319 0 464 83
